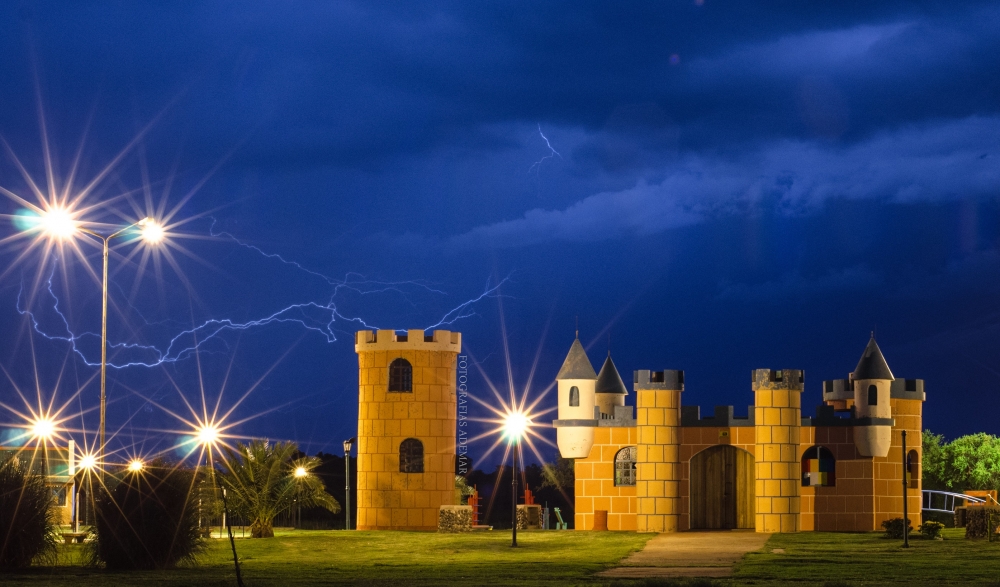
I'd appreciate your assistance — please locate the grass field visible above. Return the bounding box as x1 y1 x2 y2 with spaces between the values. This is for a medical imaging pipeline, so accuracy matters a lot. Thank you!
4 528 1000 586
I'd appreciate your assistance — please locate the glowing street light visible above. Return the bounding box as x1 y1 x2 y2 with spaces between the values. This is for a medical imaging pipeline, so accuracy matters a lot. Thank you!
73 452 98 532
503 410 532 548
25 212 166 481
30 417 56 441
197 425 219 447
38 206 78 240
294 466 307 478
127 459 144 473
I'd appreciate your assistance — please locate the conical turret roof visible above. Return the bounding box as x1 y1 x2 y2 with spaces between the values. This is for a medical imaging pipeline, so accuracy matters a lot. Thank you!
596 355 628 395
557 338 597 380
853 335 894 381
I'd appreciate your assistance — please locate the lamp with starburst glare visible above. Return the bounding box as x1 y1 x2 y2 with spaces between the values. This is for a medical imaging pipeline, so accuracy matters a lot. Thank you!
25 209 166 482
127 459 144 473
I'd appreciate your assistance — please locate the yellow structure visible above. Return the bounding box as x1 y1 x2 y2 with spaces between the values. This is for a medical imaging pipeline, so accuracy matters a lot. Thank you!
555 335 925 533
355 329 461 530
753 369 803 533
635 370 684 533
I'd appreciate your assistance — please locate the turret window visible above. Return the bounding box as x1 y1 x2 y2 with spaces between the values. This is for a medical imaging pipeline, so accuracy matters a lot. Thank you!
614 446 637 486
867 384 878 406
801 446 836 487
389 358 413 392
399 438 424 473
569 386 580 407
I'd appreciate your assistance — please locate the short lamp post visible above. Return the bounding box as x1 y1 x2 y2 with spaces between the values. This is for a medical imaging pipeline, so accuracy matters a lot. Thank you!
294 466 307 529
503 412 529 548
73 453 96 533
343 437 355 530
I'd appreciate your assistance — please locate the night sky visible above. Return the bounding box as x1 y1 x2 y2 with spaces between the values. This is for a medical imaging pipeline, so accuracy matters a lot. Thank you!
1 1 998 468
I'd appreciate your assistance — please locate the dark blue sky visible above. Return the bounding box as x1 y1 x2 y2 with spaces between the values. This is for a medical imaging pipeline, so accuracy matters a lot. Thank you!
1 1 998 466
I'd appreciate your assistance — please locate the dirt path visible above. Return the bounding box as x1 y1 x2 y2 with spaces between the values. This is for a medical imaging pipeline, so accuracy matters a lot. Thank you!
597 530 772 579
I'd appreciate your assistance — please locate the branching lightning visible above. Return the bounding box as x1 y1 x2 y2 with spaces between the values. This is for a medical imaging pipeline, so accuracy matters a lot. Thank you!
18 250 509 370
528 124 563 174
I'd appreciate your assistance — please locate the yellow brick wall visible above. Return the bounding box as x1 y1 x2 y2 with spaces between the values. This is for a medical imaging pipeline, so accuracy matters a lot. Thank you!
873 398 922 528
635 388 682 532
753 371 802 533
574 426 638 531
356 339 458 530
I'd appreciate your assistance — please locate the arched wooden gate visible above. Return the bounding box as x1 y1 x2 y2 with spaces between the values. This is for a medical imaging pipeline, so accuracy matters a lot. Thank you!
689 445 755 529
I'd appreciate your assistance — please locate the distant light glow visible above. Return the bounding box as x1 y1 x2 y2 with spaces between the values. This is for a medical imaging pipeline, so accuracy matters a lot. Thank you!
39 207 77 239
503 410 531 441
128 459 144 472
138 217 165 244
197 425 219 446
79 454 97 470
294 466 307 478
30 417 56 440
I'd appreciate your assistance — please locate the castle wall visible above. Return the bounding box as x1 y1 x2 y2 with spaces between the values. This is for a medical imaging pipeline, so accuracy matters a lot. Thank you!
873 398 923 528
355 329 460 530
573 426 637 531
798 426 874 532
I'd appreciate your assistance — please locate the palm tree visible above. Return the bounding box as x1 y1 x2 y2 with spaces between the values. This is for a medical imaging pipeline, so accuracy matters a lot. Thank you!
219 440 339 538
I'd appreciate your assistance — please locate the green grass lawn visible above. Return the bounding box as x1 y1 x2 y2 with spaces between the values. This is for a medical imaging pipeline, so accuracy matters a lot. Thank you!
6 528 1000 586
732 528 1000 587
3 529 652 587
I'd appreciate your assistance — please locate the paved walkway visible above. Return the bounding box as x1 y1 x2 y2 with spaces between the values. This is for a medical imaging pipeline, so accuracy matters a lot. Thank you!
597 531 772 579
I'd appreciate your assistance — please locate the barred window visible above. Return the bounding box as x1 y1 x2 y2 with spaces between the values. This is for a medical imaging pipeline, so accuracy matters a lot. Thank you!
389 358 412 392
614 446 637 487
399 438 424 473
569 386 580 407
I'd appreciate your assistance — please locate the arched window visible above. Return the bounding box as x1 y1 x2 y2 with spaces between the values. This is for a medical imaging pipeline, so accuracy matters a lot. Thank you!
801 446 836 487
614 446 637 487
389 358 412 392
399 438 424 473
569 386 580 407
867 384 878 406
907 449 919 489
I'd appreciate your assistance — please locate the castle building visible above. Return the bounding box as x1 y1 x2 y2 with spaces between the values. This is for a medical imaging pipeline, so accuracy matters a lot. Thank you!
553 335 924 533
354 329 461 530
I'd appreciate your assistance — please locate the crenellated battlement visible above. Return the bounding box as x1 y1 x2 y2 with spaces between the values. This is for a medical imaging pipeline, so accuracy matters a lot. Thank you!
751 369 804 391
681 405 755 427
354 329 461 353
633 369 684 390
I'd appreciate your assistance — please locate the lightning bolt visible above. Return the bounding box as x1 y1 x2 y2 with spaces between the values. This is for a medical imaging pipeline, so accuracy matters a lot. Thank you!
18 246 509 370
528 124 563 174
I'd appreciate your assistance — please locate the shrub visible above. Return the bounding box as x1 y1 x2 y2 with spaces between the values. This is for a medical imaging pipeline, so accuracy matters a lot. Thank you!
919 520 945 539
90 460 203 569
881 517 912 539
0 457 56 570
964 507 1000 539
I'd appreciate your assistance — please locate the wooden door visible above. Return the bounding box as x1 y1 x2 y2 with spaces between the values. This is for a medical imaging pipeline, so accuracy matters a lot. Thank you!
690 445 755 529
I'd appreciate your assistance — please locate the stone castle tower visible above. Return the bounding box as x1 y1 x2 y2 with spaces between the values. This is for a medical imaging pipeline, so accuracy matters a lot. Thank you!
752 369 804 533
354 329 461 530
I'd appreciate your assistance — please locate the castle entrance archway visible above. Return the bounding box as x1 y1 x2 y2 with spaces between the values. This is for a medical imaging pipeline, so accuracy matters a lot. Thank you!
690 445 755 529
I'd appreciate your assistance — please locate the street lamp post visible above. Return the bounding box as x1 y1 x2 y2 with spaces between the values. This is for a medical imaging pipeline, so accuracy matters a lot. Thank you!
503 411 529 548
76 218 162 481
902 430 910 548
30 210 164 484
73 453 96 533
343 437 354 530
294 465 308 529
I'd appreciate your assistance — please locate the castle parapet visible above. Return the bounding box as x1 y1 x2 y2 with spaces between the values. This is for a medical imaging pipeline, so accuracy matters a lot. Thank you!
355 329 461 353
681 405 755 427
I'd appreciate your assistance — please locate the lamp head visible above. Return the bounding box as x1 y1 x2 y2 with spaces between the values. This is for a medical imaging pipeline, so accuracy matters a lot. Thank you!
128 459 144 473
79 454 97 470
138 217 164 244
503 411 530 441
294 466 308 478
343 437 355 454
30 417 56 441
38 207 77 240
197 425 219 446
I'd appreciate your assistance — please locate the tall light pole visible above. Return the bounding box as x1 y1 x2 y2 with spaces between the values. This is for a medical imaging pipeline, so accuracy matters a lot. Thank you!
343 438 354 530
902 430 910 548
503 412 529 548
32 210 164 482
